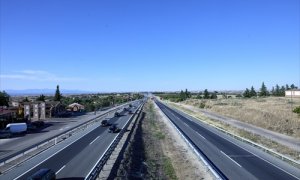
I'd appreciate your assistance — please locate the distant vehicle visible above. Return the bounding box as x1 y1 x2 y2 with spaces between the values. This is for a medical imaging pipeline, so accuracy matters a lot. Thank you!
101 119 111 127
108 124 120 133
114 111 121 117
0 123 27 138
129 104 132 108
27 168 56 180
128 110 134 114
123 107 128 111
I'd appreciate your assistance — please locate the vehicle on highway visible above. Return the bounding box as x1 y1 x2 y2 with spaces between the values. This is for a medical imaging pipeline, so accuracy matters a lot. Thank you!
128 110 134 114
27 168 56 180
129 104 132 108
101 119 111 127
114 111 121 117
0 123 27 138
108 124 120 133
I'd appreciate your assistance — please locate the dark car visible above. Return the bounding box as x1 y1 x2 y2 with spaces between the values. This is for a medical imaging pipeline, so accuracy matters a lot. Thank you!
114 112 121 117
27 168 56 180
108 124 120 133
101 119 111 127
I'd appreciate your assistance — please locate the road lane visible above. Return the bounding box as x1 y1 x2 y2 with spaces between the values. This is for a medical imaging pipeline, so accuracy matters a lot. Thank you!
155 100 299 180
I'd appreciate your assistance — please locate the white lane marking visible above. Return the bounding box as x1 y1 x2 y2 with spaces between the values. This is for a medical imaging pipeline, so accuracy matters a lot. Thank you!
85 105 142 179
196 131 206 139
89 136 100 145
221 137 300 179
56 165 66 174
220 151 242 167
14 129 94 180
183 122 188 127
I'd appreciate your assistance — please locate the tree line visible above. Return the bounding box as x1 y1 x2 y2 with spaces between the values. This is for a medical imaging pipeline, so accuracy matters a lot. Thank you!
243 82 298 98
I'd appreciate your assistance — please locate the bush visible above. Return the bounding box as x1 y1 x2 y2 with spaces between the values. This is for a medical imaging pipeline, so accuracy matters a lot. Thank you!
293 106 300 115
199 102 205 109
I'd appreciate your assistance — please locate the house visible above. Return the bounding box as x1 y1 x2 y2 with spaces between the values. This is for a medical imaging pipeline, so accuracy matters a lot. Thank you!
67 103 85 112
285 89 300 98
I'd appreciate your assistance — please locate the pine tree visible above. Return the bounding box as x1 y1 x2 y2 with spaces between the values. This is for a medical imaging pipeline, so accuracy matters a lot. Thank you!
243 88 251 98
54 85 62 101
249 86 257 97
280 86 286 96
274 84 280 96
203 89 210 99
259 82 269 97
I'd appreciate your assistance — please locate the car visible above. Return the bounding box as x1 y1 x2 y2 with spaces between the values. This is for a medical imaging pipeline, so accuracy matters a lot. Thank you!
108 124 120 133
128 110 134 114
27 168 56 180
114 112 121 117
101 119 111 127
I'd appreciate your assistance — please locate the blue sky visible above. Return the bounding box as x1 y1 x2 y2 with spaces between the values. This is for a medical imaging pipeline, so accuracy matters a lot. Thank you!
1 0 299 92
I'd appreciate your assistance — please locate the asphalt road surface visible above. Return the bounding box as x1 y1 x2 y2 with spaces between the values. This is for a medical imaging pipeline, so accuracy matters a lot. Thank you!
0 100 142 180
155 100 300 180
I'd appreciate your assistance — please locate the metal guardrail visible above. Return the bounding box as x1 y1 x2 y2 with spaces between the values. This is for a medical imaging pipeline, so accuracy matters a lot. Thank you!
166 101 300 169
154 101 226 180
0 101 135 167
85 102 145 180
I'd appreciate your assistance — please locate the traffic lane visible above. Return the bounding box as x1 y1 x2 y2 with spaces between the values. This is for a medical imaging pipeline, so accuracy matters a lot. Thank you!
57 113 132 178
166 103 299 180
158 102 254 179
15 111 132 179
14 124 109 179
158 101 299 180
0 103 131 161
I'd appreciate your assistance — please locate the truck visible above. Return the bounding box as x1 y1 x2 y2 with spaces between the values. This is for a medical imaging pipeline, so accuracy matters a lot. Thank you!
0 123 27 138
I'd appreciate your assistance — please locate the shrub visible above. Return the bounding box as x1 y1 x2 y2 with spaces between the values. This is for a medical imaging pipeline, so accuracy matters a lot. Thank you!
199 102 205 109
293 106 300 115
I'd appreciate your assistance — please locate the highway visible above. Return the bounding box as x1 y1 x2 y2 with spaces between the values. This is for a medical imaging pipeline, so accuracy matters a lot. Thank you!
0 100 142 179
155 100 300 180
0 101 135 163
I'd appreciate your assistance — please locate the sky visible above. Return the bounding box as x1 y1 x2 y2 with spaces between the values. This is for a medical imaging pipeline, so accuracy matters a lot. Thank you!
0 0 299 92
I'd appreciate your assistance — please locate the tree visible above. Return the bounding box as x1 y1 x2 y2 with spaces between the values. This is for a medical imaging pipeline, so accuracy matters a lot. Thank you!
23 97 29 102
273 84 280 96
280 86 286 96
203 89 210 99
286 84 290 90
249 86 257 97
210 91 217 99
0 91 10 106
54 85 62 101
243 88 251 98
185 89 191 99
291 84 298 89
259 82 269 97
36 94 45 101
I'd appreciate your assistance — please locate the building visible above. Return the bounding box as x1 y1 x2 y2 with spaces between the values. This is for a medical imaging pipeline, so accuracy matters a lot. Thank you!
285 89 300 98
67 103 85 112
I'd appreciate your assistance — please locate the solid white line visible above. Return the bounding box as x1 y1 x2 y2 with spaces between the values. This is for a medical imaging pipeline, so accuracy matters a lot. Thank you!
56 165 66 175
196 131 206 139
14 129 94 180
89 136 100 145
221 137 300 179
220 151 242 167
169 104 300 179
85 104 141 179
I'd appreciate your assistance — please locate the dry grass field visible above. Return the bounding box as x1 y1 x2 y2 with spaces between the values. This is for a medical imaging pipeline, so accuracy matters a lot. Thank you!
182 97 300 138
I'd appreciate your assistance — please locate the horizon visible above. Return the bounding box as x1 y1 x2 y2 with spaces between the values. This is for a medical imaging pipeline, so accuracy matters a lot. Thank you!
1 0 299 91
